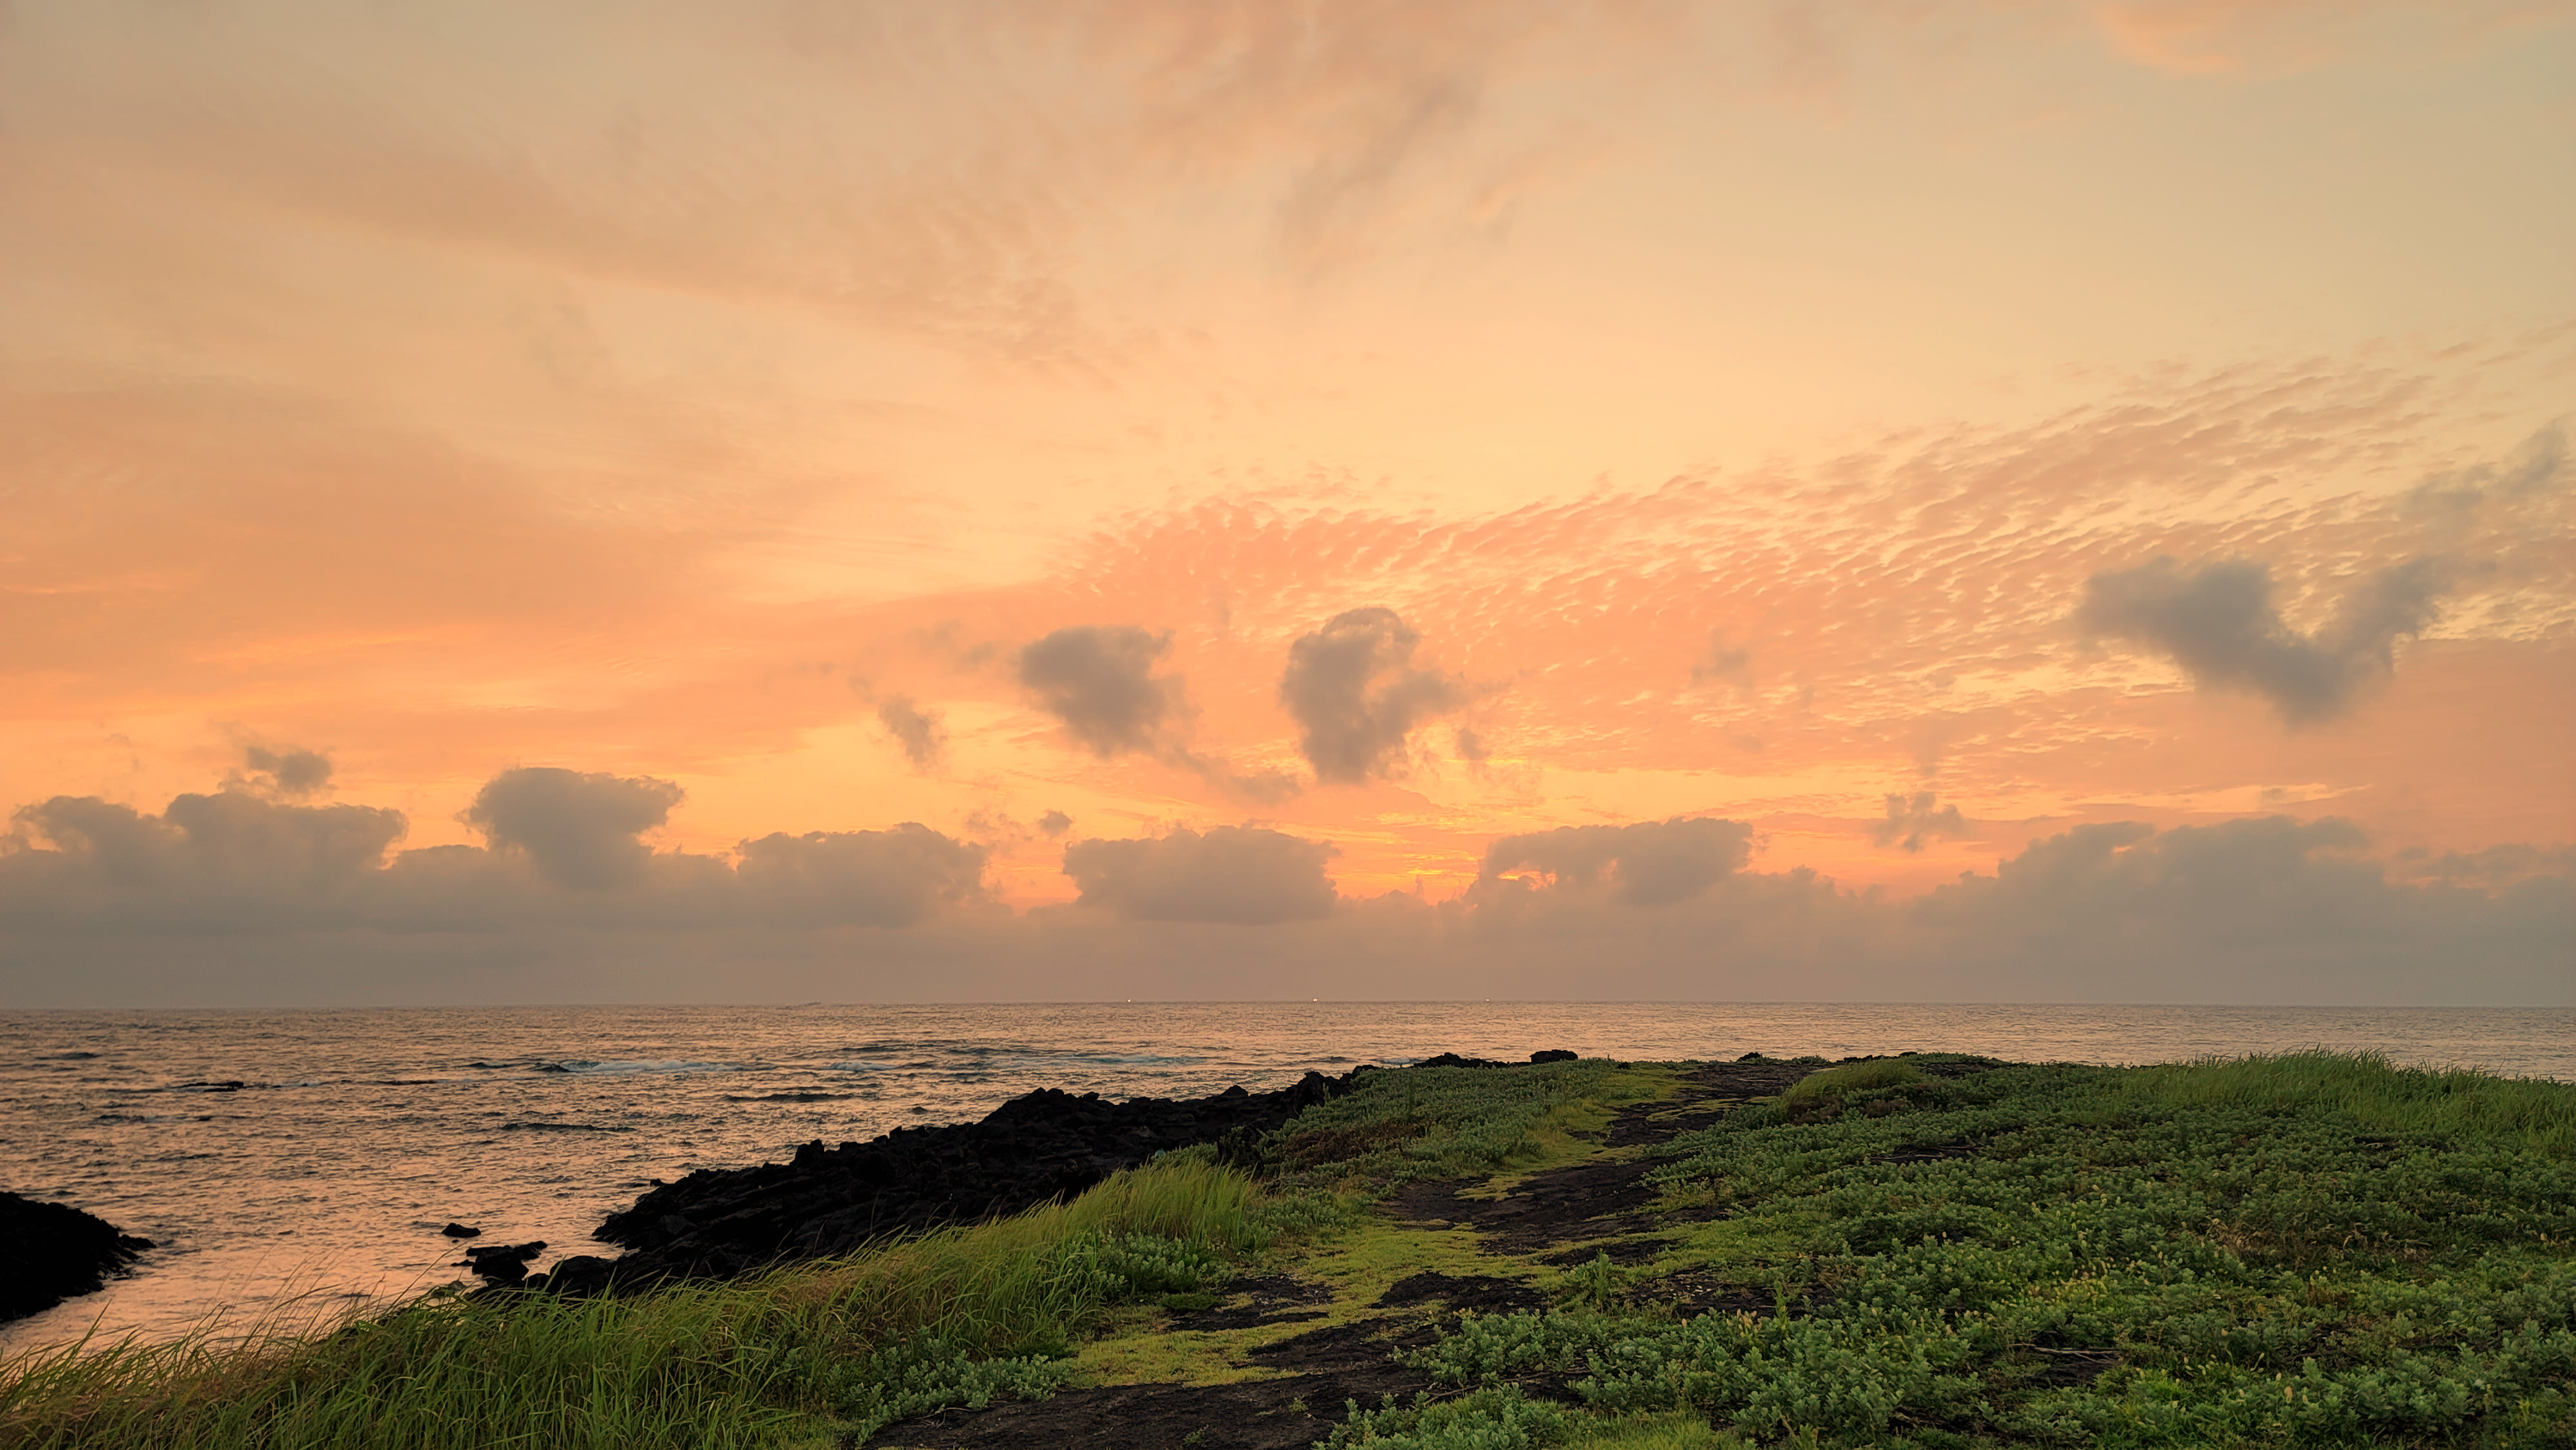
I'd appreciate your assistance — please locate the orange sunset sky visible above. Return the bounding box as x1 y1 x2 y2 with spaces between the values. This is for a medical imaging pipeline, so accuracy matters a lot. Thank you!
2 1 2570 1004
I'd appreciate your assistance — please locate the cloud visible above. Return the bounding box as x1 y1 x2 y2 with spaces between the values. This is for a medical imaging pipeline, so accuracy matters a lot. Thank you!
2075 555 2449 725
2 783 2565 1006
1692 635 1752 683
0 774 985 939
2088 0 2557 76
224 744 334 800
1036 810 1074 838
1061 825 1339 924
1909 816 2437 968
3 789 406 931
2405 421 2569 521
461 767 685 890
1280 608 1467 784
1018 626 1180 757
732 826 988 928
1455 727 1491 764
1477 816 1754 907
877 697 948 770
1870 791 1967 852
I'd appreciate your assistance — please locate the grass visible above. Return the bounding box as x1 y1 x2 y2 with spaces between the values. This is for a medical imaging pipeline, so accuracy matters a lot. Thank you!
2111 1050 2576 1158
8 1050 2569 1449
0 1157 1263 1449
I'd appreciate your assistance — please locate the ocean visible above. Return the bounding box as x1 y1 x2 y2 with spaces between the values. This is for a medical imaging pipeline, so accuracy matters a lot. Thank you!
4 1001 2570 1350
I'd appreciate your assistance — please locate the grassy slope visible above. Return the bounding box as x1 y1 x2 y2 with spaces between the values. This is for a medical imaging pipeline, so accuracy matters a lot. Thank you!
4 1053 2569 1449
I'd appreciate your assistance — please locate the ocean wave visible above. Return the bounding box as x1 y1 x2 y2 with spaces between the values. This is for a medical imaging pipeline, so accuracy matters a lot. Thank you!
498 1121 635 1133
725 1091 861 1103
550 1059 745 1077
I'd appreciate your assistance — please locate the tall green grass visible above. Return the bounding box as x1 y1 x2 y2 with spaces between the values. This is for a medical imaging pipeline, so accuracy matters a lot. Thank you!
0 1157 1261 1450
1780 1059 1923 1106
2114 1049 2576 1158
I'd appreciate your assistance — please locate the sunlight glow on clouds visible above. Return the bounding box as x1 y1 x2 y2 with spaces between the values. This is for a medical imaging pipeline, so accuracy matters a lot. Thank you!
1 1 2568 1004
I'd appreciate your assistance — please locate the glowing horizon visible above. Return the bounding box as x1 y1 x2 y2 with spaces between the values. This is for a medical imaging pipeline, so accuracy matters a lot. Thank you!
2 1 2568 1004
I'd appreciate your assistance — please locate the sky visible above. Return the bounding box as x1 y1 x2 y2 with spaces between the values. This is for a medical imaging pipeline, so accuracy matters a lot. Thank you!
2 0 2570 1006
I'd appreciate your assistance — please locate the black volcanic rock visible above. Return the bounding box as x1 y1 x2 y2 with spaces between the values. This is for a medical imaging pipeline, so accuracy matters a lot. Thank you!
2 1192 154 1323
593 1067 1369 1287
458 1241 549 1284
440 1222 482 1239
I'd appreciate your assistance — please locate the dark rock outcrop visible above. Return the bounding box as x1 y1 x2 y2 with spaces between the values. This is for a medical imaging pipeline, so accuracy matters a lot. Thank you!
593 1067 1370 1287
457 1241 548 1284
2 1192 153 1323
440 1222 482 1239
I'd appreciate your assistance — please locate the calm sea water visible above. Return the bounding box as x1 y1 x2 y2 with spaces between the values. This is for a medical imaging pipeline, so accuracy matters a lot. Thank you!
4 1002 2569 1350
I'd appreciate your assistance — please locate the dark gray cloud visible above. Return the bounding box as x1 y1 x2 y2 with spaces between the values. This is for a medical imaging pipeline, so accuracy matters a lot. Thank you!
1036 810 1073 838
2 790 2565 1006
1692 634 1751 682
1 772 985 939
1280 607 1465 784
460 767 685 890
1477 816 1753 907
733 826 987 927
1018 626 1178 756
1870 791 1966 852
3 789 406 931
2075 554 2448 725
1910 816 2431 968
224 744 334 800
877 696 948 770
1454 727 1490 764
1061 825 1339 924
17 789 404 891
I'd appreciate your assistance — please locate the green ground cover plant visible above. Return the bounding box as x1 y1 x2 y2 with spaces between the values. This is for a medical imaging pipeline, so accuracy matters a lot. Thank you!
8 1051 2567 1449
1382 1053 2575 1449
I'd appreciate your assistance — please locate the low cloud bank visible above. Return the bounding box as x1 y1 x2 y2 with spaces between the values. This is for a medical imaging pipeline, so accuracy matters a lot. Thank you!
1 775 2563 1006
1477 816 1753 907
2 769 986 937
1062 825 1339 924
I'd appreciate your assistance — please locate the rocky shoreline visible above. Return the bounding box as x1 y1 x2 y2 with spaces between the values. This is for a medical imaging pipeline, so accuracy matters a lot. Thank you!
524 1051 1584 1294
1 1192 154 1325
535 1061 1425 1294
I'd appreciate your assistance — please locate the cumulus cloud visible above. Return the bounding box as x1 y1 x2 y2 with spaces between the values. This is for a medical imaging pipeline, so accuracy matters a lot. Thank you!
1018 626 1179 757
1036 810 1074 838
1477 816 1754 907
3 786 2566 1006
2075 554 2449 725
223 744 334 800
1061 825 1339 924
877 696 948 769
0 770 985 940
1280 608 1466 784
1912 815 2397 955
460 767 685 890
1454 727 1491 764
733 826 987 927
3 789 407 931
1870 791 1967 852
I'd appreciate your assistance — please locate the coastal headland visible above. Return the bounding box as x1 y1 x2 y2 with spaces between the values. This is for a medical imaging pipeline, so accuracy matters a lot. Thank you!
2 1049 2570 1449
